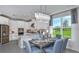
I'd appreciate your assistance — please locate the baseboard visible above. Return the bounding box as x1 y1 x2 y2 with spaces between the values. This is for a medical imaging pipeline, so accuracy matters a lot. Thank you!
66 48 79 53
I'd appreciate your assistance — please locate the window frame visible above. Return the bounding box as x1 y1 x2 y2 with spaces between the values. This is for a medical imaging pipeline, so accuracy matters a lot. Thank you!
52 15 71 39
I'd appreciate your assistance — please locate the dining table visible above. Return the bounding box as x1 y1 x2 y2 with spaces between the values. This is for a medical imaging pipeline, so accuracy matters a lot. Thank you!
29 39 55 53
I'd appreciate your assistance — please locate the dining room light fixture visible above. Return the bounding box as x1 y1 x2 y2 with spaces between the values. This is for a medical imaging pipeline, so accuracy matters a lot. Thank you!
35 5 50 20
35 12 50 20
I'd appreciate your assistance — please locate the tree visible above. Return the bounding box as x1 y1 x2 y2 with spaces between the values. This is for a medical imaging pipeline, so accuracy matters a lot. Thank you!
63 20 68 27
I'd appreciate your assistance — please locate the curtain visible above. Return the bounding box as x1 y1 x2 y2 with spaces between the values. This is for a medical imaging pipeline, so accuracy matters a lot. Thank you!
71 8 78 24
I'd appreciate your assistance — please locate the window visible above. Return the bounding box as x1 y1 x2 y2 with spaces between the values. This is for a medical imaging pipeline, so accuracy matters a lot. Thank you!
53 18 61 37
52 15 71 39
62 16 71 38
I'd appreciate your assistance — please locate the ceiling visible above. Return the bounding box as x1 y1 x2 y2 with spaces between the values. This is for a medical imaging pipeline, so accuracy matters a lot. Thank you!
0 5 78 20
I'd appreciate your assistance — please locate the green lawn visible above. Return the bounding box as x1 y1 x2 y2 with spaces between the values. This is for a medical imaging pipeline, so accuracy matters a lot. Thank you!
53 28 71 38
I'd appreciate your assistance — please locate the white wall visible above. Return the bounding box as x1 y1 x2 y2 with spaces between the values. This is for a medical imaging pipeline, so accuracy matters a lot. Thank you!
66 7 79 52
67 24 79 52
9 20 29 40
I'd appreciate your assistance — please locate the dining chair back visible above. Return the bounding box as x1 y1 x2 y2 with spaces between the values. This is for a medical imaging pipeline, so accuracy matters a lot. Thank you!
23 40 31 53
23 40 40 53
52 39 63 53
61 38 68 52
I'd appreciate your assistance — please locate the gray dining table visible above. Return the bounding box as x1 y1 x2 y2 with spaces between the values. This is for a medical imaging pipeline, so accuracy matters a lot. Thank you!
29 39 55 53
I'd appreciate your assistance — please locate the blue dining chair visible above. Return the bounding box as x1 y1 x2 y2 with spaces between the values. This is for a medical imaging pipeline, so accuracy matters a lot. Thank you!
23 41 40 53
44 39 63 53
61 38 68 52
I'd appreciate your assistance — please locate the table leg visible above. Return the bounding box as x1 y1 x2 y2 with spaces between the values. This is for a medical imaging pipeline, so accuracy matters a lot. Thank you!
40 47 46 53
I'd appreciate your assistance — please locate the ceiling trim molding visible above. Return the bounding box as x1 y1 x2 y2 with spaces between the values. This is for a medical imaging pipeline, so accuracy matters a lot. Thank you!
0 14 32 22
0 14 11 19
